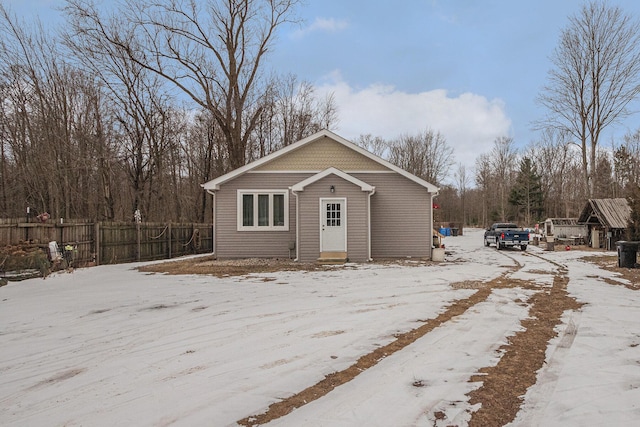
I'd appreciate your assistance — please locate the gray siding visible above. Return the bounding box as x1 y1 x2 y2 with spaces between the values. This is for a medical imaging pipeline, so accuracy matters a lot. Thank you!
297 175 369 262
215 173 308 259
354 173 433 259
214 171 433 261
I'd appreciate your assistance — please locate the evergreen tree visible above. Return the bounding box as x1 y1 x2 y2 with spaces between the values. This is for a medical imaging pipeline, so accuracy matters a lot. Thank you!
627 184 640 240
593 151 615 198
509 157 544 225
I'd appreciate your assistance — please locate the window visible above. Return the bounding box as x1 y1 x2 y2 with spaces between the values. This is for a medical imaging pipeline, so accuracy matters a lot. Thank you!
258 195 269 226
326 202 341 226
273 194 285 226
237 190 289 231
242 194 254 226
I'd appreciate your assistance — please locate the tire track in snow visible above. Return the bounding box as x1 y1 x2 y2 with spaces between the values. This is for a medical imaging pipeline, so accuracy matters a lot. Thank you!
465 250 583 427
267 286 534 427
507 310 582 427
237 273 510 426
238 247 583 426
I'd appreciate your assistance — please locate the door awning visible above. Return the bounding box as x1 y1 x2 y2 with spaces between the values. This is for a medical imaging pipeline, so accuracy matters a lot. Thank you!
290 167 375 192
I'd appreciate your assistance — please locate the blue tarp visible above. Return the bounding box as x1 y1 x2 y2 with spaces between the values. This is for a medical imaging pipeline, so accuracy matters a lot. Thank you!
439 227 451 236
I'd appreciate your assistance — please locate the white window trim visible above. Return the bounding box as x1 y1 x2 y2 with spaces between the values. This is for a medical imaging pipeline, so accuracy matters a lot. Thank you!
237 189 289 231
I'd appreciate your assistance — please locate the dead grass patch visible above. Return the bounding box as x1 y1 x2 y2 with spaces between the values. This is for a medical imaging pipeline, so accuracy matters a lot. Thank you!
581 255 640 290
450 280 486 290
588 275 640 291
138 256 449 279
525 269 555 275
138 256 322 277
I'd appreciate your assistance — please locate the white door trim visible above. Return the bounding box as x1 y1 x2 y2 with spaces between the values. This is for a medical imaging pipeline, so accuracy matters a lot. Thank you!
319 198 347 252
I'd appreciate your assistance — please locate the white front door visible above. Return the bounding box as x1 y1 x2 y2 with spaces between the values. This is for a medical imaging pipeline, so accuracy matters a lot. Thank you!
320 199 346 252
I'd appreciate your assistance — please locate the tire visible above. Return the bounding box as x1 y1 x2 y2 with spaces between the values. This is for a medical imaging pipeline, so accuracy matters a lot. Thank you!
521 245 527 251
484 238 490 247
496 242 503 250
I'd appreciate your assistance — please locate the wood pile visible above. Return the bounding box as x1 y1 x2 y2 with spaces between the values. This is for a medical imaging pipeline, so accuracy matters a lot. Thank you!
0 242 51 281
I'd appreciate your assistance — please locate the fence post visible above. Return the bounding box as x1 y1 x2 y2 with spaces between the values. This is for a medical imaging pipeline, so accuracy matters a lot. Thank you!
168 222 172 259
136 222 141 262
94 222 100 266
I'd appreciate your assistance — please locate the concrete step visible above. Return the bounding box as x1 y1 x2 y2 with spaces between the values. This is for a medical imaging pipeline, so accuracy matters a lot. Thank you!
317 251 348 264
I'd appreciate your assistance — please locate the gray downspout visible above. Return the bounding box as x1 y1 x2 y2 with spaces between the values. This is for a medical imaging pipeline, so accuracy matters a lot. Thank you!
367 187 376 261
290 188 300 262
206 189 216 256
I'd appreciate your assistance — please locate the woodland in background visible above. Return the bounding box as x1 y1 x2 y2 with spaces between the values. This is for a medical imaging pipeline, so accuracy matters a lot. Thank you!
1 1 336 223
436 131 640 228
1 1 640 231
355 130 640 229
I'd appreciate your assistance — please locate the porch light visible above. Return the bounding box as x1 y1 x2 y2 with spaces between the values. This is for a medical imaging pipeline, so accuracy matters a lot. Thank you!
330 185 335 193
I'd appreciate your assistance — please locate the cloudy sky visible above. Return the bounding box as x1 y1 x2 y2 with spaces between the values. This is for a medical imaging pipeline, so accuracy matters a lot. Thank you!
7 0 640 176
269 0 640 173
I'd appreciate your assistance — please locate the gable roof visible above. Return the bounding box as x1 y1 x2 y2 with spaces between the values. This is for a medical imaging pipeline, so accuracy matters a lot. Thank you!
291 167 375 192
578 198 631 229
202 129 439 192
254 137 388 172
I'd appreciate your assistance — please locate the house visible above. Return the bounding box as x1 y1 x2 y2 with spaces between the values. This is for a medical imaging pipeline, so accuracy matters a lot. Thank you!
202 130 439 262
543 218 587 239
578 198 632 250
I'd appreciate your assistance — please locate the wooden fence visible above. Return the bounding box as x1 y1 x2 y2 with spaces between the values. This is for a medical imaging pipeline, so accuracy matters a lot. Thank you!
0 219 213 266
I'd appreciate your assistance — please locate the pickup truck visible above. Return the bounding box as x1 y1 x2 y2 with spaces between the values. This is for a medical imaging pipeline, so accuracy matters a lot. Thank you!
484 223 529 251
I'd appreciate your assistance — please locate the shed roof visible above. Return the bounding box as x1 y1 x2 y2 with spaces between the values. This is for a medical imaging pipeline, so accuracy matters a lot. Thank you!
578 198 631 229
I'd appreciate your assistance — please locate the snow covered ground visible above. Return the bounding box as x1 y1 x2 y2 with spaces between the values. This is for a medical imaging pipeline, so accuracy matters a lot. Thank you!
1 229 639 426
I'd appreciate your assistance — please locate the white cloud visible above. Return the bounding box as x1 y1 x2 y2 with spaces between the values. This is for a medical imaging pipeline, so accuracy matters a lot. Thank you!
293 17 349 38
315 72 512 178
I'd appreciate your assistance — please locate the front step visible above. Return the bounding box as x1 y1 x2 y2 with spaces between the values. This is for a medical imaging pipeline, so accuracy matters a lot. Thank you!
317 251 348 265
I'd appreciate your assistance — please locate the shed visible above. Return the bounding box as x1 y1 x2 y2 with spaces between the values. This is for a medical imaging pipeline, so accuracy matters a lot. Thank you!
578 198 631 250
202 130 439 262
543 218 587 239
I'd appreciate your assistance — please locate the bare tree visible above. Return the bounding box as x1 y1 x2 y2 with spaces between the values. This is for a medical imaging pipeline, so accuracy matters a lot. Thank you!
526 129 584 218
537 1 640 197
182 110 227 222
354 134 387 158
0 58 12 215
64 0 300 171
1 5 113 219
454 163 470 226
276 75 323 148
474 153 493 226
251 74 338 159
387 129 454 185
489 136 518 221
64 7 176 220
